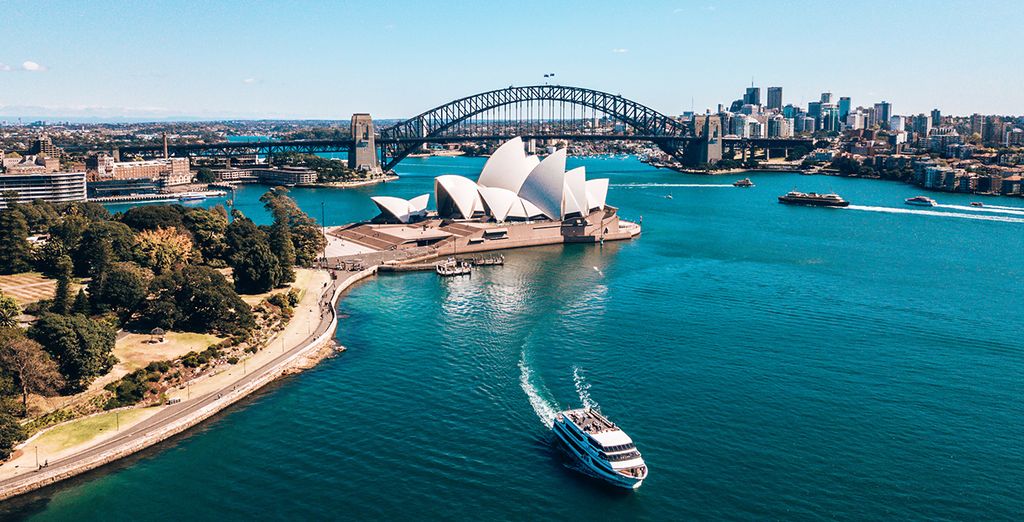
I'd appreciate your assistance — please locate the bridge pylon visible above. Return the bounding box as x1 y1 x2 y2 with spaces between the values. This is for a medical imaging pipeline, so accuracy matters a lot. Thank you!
349 113 380 172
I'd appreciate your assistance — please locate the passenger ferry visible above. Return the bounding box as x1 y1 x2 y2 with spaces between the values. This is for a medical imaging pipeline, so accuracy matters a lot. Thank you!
904 195 937 207
552 408 648 489
777 191 849 207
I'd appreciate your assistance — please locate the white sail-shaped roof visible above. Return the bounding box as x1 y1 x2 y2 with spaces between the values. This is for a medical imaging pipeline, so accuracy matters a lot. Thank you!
435 175 482 219
477 137 533 193
477 186 519 222
371 193 430 223
408 193 430 214
517 149 567 220
585 179 609 211
563 167 587 217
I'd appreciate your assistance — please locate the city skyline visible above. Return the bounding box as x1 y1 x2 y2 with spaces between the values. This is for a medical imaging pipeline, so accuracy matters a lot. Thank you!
1 0 1022 121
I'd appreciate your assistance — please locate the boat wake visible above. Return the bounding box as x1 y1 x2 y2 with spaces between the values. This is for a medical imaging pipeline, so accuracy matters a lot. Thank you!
846 205 1024 223
573 367 599 410
934 204 1024 216
611 183 734 188
519 353 558 428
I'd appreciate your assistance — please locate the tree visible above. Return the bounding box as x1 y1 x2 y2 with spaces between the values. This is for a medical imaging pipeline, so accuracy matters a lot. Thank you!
47 214 90 255
51 254 74 314
72 289 89 314
0 412 26 460
0 292 20 328
144 266 254 335
232 240 282 293
183 206 229 265
268 221 296 284
119 205 186 232
259 188 326 266
0 329 64 415
195 167 216 184
28 313 117 392
0 209 32 274
135 226 194 275
225 215 282 293
90 262 151 319
75 221 135 277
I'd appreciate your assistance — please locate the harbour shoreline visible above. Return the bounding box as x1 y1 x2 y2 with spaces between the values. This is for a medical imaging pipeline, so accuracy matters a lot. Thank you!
0 267 379 502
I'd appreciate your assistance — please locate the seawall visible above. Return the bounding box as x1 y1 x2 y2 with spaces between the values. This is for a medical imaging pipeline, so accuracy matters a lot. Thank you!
0 266 379 502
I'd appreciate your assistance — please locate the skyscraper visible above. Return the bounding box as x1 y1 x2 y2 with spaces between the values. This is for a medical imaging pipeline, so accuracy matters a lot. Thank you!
767 87 783 111
743 87 761 106
873 102 892 129
820 92 833 104
931 109 941 127
838 97 851 122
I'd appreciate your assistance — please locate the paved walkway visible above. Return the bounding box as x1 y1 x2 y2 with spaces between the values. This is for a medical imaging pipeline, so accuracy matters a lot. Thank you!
0 268 377 501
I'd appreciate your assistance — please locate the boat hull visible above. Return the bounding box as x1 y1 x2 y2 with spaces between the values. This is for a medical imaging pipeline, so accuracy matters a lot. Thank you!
905 201 935 207
778 197 849 207
552 419 644 490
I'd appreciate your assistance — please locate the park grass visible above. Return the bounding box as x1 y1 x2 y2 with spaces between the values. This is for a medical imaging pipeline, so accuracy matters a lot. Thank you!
114 331 224 371
33 408 154 453
0 272 57 306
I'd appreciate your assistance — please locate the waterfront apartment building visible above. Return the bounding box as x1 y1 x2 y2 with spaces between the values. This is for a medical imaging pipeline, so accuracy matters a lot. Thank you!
0 172 87 209
87 155 192 187
213 165 318 186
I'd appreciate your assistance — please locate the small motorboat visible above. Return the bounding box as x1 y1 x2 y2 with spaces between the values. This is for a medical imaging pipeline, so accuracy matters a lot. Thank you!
970 202 984 207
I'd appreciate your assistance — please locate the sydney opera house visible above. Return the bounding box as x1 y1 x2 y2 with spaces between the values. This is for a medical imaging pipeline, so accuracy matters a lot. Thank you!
329 137 640 257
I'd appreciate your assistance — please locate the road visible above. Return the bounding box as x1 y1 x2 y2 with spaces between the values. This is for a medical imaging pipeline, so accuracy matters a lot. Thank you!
0 269 367 500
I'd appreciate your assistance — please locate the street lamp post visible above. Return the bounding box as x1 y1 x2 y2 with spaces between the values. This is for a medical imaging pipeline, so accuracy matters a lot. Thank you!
321 201 327 267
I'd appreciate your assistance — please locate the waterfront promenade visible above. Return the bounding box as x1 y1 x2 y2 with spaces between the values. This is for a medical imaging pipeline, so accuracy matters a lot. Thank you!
0 267 378 501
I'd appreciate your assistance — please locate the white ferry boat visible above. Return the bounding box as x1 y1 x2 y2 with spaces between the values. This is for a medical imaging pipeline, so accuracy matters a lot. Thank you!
552 408 647 489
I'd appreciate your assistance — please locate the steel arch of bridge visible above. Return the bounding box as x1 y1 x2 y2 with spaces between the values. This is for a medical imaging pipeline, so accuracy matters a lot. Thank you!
378 85 694 171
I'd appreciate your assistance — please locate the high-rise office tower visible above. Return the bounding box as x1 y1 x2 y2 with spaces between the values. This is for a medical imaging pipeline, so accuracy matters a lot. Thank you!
766 87 783 111
930 109 941 127
873 102 892 129
838 97 851 122
820 92 833 104
743 87 761 106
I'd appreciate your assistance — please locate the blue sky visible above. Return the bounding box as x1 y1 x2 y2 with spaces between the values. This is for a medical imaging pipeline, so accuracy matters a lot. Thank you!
0 0 1020 120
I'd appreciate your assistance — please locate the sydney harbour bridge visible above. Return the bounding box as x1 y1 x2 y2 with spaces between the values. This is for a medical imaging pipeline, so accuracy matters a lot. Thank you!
119 85 812 170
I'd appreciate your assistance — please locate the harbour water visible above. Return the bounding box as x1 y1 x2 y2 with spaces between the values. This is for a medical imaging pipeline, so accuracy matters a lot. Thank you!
8 157 1024 520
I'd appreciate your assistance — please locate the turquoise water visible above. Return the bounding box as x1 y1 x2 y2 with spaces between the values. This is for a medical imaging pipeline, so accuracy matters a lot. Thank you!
8 157 1024 520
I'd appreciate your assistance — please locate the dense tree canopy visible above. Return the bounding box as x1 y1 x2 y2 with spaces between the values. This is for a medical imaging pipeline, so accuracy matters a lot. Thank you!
119 205 187 232
90 261 152 318
226 215 283 293
182 206 229 265
0 209 32 274
28 313 116 392
0 328 63 415
145 265 254 336
135 226 195 275
260 188 325 267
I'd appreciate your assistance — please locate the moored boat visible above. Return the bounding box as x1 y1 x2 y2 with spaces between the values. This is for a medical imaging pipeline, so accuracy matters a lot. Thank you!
777 191 849 207
552 408 647 489
178 193 207 202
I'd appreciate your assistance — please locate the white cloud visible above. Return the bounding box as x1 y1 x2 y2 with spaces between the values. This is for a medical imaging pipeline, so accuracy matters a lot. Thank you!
243 78 258 84
21 61 46 72
611 48 629 54
0 63 11 71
